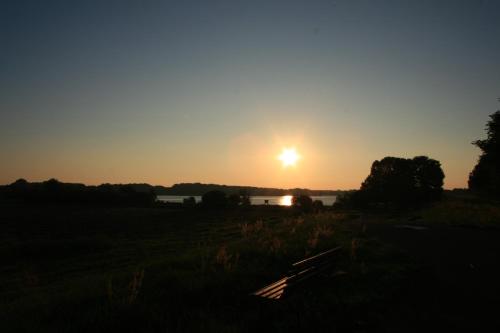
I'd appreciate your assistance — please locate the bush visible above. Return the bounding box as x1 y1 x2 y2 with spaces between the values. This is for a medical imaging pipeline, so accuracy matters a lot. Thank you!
292 195 313 213
227 193 241 207
312 200 324 212
201 190 227 208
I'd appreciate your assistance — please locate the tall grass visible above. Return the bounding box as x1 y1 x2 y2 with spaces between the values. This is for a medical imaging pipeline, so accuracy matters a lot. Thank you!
0 204 410 333
421 198 500 227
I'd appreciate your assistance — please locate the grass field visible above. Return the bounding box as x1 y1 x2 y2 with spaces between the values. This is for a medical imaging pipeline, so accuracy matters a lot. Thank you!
1 195 499 332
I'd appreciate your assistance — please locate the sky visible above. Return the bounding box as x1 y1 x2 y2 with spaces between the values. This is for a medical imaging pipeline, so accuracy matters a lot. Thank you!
1 0 500 190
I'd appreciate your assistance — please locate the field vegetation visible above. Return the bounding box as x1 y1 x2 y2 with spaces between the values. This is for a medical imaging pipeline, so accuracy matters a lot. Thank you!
1 201 418 332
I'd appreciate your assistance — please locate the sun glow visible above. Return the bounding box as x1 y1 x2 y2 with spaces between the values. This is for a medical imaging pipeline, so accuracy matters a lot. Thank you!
278 147 300 167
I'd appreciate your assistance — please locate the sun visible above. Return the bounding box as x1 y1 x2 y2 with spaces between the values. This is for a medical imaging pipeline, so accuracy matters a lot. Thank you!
278 147 300 167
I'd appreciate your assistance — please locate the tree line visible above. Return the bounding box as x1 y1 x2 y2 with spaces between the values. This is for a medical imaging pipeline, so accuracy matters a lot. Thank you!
0 179 156 206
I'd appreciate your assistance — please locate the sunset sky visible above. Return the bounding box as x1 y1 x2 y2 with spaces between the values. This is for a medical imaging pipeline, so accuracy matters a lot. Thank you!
1 0 500 189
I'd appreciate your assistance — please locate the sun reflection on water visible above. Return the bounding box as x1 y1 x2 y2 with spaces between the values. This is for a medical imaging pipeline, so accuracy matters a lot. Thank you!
279 195 293 206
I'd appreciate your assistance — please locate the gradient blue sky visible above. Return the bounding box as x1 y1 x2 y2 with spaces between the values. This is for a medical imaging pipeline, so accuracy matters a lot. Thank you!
1 0 499 189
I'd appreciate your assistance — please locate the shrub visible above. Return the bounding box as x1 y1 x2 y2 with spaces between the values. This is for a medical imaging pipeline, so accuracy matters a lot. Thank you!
292 195 313 213
201 190 227 208
227 193 242 207
312 200 324 212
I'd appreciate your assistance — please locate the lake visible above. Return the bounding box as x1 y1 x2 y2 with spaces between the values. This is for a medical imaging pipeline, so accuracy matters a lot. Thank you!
157 195 337 206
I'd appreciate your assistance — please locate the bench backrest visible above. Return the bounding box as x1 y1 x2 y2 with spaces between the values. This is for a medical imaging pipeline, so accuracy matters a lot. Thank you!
252 246 342 300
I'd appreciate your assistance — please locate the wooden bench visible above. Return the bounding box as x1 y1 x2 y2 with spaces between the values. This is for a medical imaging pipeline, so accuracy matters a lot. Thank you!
252 246 343 300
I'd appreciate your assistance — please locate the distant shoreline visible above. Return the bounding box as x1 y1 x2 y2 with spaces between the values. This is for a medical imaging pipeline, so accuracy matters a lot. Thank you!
148 182 349 196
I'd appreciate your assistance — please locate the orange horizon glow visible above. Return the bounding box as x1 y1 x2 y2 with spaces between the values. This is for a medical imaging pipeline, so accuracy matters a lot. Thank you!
0 128 473 190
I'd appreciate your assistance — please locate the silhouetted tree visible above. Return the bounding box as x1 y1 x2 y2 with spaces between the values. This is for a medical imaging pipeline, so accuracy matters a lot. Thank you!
292 195 313 213
224 191 252 207
354 156 444 207
201 190 227 208
11 178 28 187
468 108 500 197
412 156 445 201
360 157 414 205
42 178 63 201
9 178 29 194
43 178 62 190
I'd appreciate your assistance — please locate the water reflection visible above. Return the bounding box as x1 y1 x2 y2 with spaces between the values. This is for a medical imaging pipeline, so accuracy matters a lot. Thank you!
279 195 293 206
157 195 337 206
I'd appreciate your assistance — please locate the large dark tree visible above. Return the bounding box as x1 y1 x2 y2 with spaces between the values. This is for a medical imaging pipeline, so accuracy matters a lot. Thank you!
412 156 446 201
358 156 444 206
468 108 500 197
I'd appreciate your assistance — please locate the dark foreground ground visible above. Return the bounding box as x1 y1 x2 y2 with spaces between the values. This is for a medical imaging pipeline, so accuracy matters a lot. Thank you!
1 198 499 332
365 220 500 331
